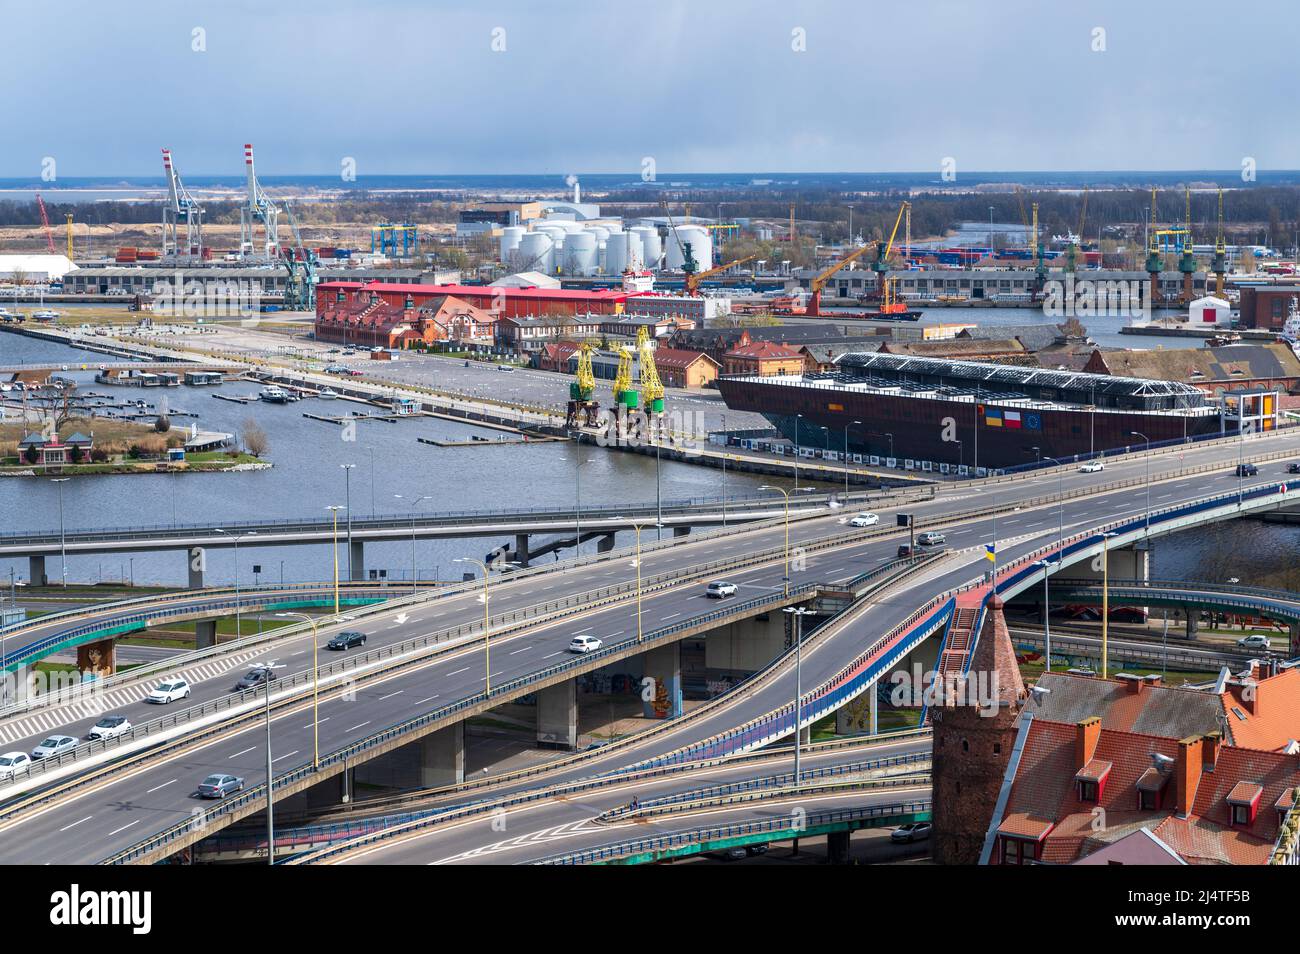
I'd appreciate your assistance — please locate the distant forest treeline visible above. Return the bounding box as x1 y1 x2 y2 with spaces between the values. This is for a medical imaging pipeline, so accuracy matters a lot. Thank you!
3 185 1298 248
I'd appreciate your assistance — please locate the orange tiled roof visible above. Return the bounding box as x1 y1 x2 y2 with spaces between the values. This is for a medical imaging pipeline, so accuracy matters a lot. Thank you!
1217 667 1300 751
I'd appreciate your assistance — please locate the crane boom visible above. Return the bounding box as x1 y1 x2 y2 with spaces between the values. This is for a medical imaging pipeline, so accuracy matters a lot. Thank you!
35 193 55 254
637 326 664 413
685 253 758 296
806 201 907 316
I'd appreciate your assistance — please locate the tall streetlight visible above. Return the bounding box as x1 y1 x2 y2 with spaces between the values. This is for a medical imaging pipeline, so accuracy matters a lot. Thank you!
275 613 320 769
1099 530 1119 678
843 420 861 501
621 519 662 643
51 477 70 588
1130 431 1151 534
793 413 803 492
340 463 356 581
654 437 663 541
784 606 813 789
453 557 518 695
249 658 285 865
1033 557 1059 674
561 456 595 557
760 485 812 596
325 506 345 614
394 494 431 593
214 529 256 637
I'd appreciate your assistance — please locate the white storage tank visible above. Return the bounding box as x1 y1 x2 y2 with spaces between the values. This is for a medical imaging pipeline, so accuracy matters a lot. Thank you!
515 232 554 273
666 225 712 272
604 231 632 274
564 231 598 276
499 226 526 262
634 226 662 270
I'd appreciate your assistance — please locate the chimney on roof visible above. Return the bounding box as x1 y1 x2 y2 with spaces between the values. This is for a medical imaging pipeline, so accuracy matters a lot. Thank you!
1076 716 1101 770
1116 672 1145 696
1144 673 1162 689
1175 735 1204 818
1250 660 1266 681
1202 731 1222 773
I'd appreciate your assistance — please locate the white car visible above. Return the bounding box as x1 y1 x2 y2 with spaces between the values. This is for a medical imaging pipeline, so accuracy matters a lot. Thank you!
146 678 192 704
1079 461 1105 473
706 581 738 598
0 751 31 779
850 512 880 528
1238 634 1272 651
87 715 132 741
31 735 78 760
568 635 603 654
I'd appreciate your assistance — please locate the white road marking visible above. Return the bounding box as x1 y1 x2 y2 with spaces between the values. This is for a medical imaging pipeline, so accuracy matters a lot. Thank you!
146 779 176 794
447 666 469 676
508 646 532 655
60 815 92 832
345 722 370 733
272 750 299 763
229 747 257 759
107 820 141 838
377 690 404 701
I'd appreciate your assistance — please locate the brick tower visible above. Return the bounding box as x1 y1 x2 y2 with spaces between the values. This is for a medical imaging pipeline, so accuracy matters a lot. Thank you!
931 592 1026 865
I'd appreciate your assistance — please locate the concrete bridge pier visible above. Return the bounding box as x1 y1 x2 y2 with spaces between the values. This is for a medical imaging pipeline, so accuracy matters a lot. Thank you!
187 547 206 589
705 612 788 674
673 525 690 539
416 723 465 788
76 638 116 678
1291 622 1300 655
597 534 617 554
827 830 851 864
195 619 218 649
641 642 683 718
349 540 366 581
1186 611 1199 641
514 534 531 568
28 555 47 587
536 678 578 749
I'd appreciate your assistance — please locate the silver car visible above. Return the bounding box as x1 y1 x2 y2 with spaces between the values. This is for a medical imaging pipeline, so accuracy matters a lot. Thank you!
31 735 78 760
87 715 132 741
196 774 244 799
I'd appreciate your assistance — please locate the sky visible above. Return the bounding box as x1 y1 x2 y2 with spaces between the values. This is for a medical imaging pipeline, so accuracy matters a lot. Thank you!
6 0 1298 178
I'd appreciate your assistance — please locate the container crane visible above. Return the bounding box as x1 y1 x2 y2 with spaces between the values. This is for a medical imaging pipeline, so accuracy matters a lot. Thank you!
612 343 637 410
161 148 205 258
35 193 55 254
805 201 907 316
239 143 281 260
1144 188 1163 305
661 200 699 281
684 253 758 296
1178 186 1197 303
281 203 318 312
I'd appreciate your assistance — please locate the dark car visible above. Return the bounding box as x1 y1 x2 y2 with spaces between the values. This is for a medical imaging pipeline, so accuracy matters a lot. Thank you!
233 667 278 691
1236 463 1259 477
1288 462 1300 474
897 544 914 558
327 631 367 651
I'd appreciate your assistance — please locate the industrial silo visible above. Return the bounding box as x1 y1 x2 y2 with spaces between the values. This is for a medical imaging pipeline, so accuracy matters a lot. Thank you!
666 225 712 272
515 232 554 274
564 231 598 276
604 231 631 274
500 226 526 262
634 226 662 270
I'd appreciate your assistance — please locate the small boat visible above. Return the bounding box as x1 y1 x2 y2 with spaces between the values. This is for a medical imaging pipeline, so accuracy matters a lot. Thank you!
258 386 289 404
31 310 60 322
318 388 340 400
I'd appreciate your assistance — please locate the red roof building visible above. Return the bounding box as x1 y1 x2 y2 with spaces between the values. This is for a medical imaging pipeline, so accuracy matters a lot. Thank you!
315 289 497 349
722 341 806 377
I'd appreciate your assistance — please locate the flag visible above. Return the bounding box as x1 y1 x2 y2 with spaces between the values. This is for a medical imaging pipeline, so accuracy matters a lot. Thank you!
985 543 997 562
1004 410 1022 429
985 408 1003 427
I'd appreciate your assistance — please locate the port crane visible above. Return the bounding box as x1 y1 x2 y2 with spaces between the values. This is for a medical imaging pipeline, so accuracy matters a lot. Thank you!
1178 186 1197 303
1065 186 1089 273
239 143 281 260
636 326 664 416
281 203 319 312
684 253 758 297
1212 188 1227 297
661 200 700 281
1144 188 1163 304
804 200 907 316
565 342 600 427
35 193 55 254
161 148 205 259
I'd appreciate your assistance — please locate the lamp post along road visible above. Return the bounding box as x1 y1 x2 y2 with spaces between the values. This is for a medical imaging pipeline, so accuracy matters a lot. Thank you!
276 613 320 769
52 478 70 588
1131 431 1151 534
454 557 518 694
784 606 812 789
326 506 345 614
341 464 356 579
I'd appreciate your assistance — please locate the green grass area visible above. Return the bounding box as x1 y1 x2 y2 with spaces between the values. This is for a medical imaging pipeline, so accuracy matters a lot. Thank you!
184 451 260 464
117 636 194 649
157 617 293 638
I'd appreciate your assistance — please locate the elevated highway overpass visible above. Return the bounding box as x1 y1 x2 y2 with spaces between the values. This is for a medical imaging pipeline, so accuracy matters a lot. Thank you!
2 430 1300 864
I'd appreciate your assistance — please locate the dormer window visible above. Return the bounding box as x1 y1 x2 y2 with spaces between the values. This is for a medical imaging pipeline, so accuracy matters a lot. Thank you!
1136 767 1171 811
1074 759 1112 803
1226 781 1263 827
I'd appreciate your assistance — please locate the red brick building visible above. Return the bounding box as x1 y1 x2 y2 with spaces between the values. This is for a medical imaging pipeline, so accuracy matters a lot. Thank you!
722 341 806 376
315 288 497 349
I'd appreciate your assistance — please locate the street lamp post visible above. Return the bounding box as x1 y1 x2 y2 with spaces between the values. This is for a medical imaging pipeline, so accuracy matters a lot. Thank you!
784 606 812 789
762 485 793 595
275 613 320 769
654 438 663 541
793 413 803 493
249 659 285 865
1034 558 1058 674
843 420 861 501
562 456 595 557
214 528 256 637
1100 531 1118 678
340 463 356 581
394 494 431 594
325 506 345 614
52 477 70 587
1130 431 1151 534
625 520 661 643
453 557 518 695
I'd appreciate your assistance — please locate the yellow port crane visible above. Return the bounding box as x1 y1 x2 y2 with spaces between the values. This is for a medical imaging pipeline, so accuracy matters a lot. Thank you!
637 326 665 415
65 214 74 261
565 342 600 427
806 200 907 316
685 253 758 297
612 343 637 410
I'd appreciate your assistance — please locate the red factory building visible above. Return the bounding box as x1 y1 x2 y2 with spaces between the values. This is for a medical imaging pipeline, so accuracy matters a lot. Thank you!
315 281 642 347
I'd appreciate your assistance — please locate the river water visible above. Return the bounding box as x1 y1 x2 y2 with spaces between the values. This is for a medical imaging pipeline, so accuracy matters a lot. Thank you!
0 333 785 587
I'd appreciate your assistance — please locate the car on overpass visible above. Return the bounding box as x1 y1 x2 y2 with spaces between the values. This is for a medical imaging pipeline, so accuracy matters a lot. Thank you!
1079 460 1105 473
234 666 278 691
87 715 132 741
1236 463 1259 477
0 751 31 779
327 631 367 650
850 512 880 527
196 774 245 799
1238 634 1272 651
916 531 946 546
706 581 738 598
30 735 78 760
146 679 192 704
1289 462 1300 474
569 635 603 654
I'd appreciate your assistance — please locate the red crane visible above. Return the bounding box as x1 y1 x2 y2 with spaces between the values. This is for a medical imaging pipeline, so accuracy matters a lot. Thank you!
35 193 56 253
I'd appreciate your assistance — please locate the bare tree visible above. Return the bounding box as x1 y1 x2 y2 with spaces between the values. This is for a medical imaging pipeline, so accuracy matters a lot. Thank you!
240 417 269 457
